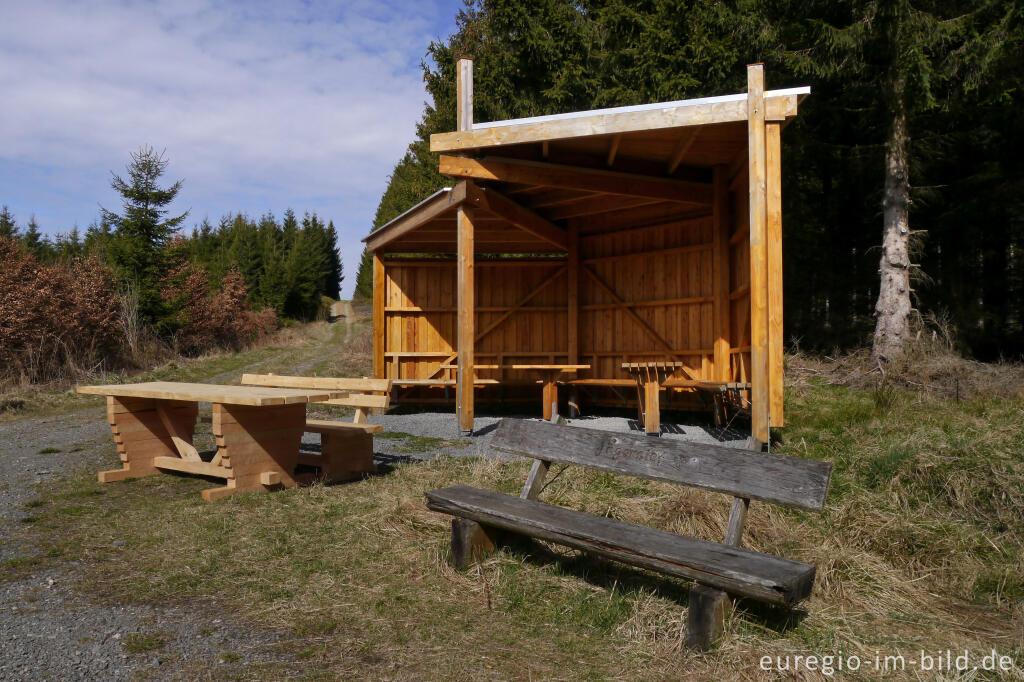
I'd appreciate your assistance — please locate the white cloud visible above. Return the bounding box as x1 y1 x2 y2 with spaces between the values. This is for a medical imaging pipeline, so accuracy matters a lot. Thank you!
0 0 457 297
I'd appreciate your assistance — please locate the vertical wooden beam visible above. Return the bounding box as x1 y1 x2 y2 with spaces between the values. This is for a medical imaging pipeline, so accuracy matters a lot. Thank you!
372 253 385 380
456 205 475 434
712 165 732 382
766 122 785 427
643 377 660 436
567 224 580 364
457 58 473 132
747 64 770 446
567 223 581 417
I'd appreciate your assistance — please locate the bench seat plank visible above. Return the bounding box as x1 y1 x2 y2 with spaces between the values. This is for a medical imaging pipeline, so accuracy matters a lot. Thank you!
425 485 816 606
490 419 832 511
305 419 382 434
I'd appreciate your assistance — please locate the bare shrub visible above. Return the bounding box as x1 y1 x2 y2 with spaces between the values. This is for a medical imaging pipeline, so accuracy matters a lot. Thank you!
161 261 277 356
0 239 121 387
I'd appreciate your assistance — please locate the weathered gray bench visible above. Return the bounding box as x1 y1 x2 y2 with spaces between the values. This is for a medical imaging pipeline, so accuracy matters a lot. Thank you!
425 418 832 648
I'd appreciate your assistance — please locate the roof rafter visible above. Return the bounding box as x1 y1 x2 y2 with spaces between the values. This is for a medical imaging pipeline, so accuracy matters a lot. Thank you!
468 184 568 250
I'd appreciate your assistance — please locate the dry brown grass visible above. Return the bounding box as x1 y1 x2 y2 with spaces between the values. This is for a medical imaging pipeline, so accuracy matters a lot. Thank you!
789 315 1024 401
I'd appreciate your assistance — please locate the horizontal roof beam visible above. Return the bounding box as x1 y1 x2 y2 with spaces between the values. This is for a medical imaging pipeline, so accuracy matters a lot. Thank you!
440 155 712 206
431 89 806 153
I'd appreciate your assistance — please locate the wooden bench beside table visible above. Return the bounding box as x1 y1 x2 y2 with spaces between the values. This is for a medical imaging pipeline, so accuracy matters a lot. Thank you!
240 374 392 482
425 418 831 649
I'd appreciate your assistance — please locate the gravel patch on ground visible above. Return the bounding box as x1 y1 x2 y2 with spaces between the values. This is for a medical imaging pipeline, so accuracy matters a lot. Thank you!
0 412 296 681
0 569 288 681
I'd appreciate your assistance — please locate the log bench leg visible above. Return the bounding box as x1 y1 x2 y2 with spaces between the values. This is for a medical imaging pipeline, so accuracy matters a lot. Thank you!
685 584 731 650
450 518 503 569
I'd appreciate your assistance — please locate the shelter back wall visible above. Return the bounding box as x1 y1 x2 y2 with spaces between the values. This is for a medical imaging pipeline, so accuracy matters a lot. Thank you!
380 210 751 387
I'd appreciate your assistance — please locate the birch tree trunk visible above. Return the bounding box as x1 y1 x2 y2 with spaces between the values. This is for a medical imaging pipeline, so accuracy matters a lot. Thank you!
872 78 912 361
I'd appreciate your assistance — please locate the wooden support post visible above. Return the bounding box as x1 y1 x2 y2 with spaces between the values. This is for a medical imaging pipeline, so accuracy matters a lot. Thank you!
542 380 558 421
520 459 550 500
567 223 580 417
457 57 473 131
685 585 732 651
644 377 660 436
766 122 785 427
712 165 732 383
450 518 501 569
747 64 770 445
373 254 385 380
456 205 475 435
686 434 759 649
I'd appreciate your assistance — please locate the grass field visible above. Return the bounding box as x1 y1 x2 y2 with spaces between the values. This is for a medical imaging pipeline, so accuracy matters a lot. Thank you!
3 322 1022 679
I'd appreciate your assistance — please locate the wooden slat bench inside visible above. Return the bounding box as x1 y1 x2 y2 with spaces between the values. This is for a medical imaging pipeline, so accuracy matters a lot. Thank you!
241 374 392 482
425 418 832 649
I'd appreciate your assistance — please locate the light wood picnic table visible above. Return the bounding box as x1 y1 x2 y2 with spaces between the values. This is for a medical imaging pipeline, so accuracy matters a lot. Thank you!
77 381 341 501
440 364 591 420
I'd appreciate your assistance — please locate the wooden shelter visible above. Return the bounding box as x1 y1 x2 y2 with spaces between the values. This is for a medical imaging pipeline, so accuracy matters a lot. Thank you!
364 61 808 444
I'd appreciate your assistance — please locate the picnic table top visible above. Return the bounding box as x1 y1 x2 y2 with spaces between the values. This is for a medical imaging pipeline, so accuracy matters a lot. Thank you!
620 361 689 370
77 381 337 406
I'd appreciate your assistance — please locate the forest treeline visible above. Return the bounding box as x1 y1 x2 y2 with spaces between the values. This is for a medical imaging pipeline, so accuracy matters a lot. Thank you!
355 0 1023 361
1 147 342 385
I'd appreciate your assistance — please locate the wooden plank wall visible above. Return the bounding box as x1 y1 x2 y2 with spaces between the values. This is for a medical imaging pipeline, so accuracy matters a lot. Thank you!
578 217 716 379
380 211 753 389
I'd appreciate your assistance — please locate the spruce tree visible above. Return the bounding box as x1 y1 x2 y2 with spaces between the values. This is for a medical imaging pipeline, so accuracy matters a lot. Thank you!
0 205 17 240
101 146 189 329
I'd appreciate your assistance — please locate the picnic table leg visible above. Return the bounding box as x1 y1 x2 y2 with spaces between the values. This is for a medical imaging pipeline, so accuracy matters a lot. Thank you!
98 397 197 483
201 403 304 502
542 378 558 422
643 377 660 436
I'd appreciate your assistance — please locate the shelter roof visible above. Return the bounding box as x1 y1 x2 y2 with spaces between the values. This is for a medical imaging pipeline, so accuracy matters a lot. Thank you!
365 84 809 255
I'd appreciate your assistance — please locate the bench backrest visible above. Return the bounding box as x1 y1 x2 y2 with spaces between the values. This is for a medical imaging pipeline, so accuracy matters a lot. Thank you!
490 418 831 512
241 374 391 411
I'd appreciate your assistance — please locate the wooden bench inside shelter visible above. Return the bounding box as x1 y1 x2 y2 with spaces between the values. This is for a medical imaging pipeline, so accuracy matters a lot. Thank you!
425 418 831 649
240 374 392 482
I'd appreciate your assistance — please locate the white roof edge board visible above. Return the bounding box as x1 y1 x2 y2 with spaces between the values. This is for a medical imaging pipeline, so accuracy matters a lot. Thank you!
365 187 453 240
471 86 812 131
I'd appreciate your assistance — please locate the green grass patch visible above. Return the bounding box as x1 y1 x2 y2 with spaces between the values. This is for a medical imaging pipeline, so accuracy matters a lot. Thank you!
38 447 61 454
122 631 171 654
374 430 470 453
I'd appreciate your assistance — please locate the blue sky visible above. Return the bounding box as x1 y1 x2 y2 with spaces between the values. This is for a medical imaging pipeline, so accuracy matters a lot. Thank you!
0 0 465 298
